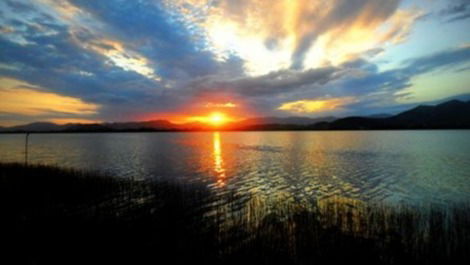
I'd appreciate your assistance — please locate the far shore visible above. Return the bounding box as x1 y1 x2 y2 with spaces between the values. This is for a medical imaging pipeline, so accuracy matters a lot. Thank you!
2 127 470 134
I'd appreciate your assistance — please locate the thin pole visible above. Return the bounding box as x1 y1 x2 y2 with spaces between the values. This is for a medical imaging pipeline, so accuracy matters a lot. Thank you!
25 132 30 165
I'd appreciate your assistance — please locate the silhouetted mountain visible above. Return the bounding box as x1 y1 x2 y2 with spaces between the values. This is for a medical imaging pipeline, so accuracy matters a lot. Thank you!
237 116 336 126
1 100 469 132
0 120 181 133
367 113 392 119
311 100 470 130
388 100 470 128
0 122 63 132
311 117 388 130
104 120 179 130
63 123 111 132
223 116 335 130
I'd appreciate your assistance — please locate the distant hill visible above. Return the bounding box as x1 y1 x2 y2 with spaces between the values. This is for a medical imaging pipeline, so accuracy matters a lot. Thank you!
389 100 470 128
0 120 181 133
1 100 469 133
311 100 470 130
367 113 392 119
236 116 336 126
103 120 178 130
227 116 336 130
1 122 63 132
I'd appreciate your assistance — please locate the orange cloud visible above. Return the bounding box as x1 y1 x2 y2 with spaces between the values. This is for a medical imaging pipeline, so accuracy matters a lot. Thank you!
0 78 100 116
278 97 356 113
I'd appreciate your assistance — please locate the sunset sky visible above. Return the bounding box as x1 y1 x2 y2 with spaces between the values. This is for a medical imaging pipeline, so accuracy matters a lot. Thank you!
1 0 469 126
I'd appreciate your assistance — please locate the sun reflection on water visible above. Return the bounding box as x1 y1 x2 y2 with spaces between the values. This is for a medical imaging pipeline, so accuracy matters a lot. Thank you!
213 132 226 186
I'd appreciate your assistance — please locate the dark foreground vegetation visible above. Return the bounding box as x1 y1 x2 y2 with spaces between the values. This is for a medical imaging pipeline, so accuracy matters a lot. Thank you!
1 163 469 265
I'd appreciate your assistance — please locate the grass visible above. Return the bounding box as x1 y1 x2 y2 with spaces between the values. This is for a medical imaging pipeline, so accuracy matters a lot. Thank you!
1 163 469 265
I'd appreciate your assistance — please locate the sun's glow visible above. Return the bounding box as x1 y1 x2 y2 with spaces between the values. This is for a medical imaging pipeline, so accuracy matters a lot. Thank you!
186 112 232 126
209 112 225 125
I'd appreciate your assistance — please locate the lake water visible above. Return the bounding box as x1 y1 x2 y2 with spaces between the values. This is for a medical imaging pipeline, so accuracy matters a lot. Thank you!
1 131 470 205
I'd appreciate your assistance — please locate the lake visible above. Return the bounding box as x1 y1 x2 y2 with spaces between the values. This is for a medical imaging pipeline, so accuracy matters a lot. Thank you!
1 131 470 205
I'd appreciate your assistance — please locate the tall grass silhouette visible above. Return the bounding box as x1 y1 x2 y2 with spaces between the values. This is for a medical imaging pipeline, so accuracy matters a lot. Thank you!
1 163 469 265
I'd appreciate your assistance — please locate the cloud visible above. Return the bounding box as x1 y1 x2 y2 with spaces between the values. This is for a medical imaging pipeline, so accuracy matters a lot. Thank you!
190 67 346 98
167 0 420 74
278 97 357 113
204 102 237 108
68 0 239 80
315 45 470 113
401 45 470 75
74 36 161 81
0 77 99 119
188 44 470 115
439 0 470 22
48 118 100 124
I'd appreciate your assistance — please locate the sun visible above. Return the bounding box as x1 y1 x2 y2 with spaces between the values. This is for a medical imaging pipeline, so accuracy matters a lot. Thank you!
208 112 226 126
184 111 234 126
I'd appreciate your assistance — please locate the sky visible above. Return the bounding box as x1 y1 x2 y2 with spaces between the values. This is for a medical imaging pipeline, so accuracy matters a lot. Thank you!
0 0 469 126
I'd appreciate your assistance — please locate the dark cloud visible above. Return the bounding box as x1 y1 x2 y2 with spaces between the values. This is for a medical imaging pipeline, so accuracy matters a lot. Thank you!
439 0 470 22
4 0 35 13
401 45 470 75
190 67 345 98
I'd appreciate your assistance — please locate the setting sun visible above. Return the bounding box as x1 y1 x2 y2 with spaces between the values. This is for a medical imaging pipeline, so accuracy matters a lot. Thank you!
209 112 226 126
184 111 234 126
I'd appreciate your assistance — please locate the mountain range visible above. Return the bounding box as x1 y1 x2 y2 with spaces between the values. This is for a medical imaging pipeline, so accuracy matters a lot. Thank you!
1 100 469 133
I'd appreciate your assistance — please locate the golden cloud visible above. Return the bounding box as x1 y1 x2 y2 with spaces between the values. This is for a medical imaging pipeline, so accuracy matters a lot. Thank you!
38 0 82 21
278 97 356 113
48 118 101 124
167 0 420 75
203 102 238 108
72 36 161 81
0 78 100 116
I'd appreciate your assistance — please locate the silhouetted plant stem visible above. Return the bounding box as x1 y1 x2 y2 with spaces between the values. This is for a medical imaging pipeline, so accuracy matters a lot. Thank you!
24 132 30 165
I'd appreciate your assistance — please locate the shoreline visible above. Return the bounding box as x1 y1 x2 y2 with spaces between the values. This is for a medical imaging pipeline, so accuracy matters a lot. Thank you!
1 128 470 134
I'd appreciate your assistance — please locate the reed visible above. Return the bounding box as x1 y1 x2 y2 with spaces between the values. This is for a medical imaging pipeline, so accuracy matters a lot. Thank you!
1 163 469 265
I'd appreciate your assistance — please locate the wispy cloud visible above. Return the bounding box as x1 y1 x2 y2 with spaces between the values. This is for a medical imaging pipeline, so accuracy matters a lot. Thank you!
0 77 99 125
439 0 470 22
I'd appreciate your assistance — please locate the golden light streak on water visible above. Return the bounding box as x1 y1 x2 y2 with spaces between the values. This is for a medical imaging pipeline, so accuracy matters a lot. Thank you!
213 132 226 186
